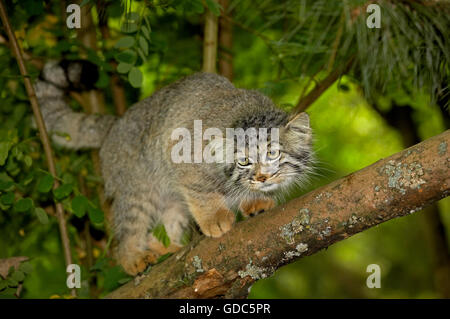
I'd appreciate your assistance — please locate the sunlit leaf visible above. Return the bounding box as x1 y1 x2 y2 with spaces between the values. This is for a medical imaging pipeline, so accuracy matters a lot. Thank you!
114 36 135 49
117 62 133 74
128 67 143 88
115 49 137 65
35 207 49 224
152 224 170 248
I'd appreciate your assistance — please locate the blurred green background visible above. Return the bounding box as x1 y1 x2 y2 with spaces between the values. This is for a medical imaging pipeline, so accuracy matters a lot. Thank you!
0 0 448 298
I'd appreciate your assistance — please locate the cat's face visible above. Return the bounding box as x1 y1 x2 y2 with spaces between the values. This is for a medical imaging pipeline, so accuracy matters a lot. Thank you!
227 112 313 194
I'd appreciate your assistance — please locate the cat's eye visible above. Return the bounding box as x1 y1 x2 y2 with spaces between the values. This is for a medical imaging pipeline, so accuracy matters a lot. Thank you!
267 149 280 160
237 157 250 167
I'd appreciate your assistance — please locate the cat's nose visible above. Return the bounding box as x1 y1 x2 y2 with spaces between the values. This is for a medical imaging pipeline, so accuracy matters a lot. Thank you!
255 174 270 182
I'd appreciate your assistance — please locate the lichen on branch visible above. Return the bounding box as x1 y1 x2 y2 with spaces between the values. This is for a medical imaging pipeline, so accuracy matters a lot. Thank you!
106 130 450 299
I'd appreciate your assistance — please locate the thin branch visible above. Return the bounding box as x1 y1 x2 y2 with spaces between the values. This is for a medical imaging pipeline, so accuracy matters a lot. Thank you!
292 56 355 115
218 0 233 81
76 1 113 226
203 7 218 73
0 0 75 296
222 15 295 79
98 0 127 116
106 129 450 299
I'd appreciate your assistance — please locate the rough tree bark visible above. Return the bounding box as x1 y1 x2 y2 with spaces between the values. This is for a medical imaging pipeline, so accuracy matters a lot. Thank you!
106 129 450 299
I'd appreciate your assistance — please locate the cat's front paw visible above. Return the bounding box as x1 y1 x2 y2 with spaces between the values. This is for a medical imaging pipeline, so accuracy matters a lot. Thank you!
239 198 275 217
198 209 235 238
117 248 157 276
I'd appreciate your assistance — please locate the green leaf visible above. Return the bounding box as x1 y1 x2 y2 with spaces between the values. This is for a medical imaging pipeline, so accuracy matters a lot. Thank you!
21 173 34 186
72 195 88 218
19 262 33 275
53 184 73 201
115 49 137 65
180 229 192 246
124 12 139 23
37 174 54 193
117 62 133 74
152 224 170 248
121 22 138 33
23 155 32 167
128 67 143 88
103 265 128 292
205 0 221 16
14 198 33 212
114 36 135 49
0 192 14 205
91 257 108 272
182 0 204 14
139 36 149 56
0 180 14 192
141 26 151 41
0 279 7 291
95 71 109 89
0 141 12 166
6 277 18 288
11 270 25 282
87 205 104 224
136 48 147 63
117 277 132 285
35 207 49 224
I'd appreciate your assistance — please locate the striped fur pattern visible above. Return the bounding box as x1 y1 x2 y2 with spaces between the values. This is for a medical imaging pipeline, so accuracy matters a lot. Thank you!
35 62 314 275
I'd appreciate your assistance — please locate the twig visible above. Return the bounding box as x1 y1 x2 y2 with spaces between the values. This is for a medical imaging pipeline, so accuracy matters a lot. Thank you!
98 0 127 116
0 0 75 297
292 56 355 115
76 1 113 226
222 15 294 78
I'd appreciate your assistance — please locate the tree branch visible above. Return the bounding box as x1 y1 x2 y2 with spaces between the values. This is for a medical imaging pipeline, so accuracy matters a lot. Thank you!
203 8 218 73
218 0 233 81
76 1 112 226
292 56 354 115
0 0 75 296
106 129 450 299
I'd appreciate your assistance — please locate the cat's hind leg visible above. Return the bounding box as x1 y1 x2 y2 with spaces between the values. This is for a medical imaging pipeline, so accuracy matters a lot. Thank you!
148 200 190 255
112 193 160 275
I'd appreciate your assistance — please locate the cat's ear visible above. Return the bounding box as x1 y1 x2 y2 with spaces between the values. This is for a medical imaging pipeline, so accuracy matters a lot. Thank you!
283 112 312 145
286 112 310 130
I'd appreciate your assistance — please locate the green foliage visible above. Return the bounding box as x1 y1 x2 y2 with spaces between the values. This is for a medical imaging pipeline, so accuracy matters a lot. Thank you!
0 0 448 299
34 207 48 224
90 256 131 294
0 261 33 298
205 0 222 16
37 174 53 193
87 205 104 224
53 184 73 201
232 0 449 107
113 7 154 88
152 223 171 248
128 67 143 88
71 195 89 218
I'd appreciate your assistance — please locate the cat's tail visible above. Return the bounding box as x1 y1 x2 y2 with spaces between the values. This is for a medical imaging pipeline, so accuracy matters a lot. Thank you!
33 60 117 149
